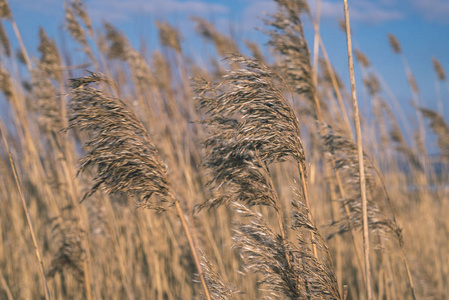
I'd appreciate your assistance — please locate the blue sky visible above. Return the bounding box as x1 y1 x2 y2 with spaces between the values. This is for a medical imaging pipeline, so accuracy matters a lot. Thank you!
4 0 449 150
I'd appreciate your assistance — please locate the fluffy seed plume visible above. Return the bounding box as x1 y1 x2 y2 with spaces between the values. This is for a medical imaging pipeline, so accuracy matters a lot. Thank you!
70 0 93 35
244 39 265 64
67 72 175 209
103 22 128 60
65 3 88 47
388 33 401 54
263 0 315 107
156 21 183 53
32 68 63 134
354 49 370 68
195 55 306 210
364 72 381 96
37 27 61 80
47 208 85 284
420 108 449 162
320 123 401 240
432 57 446 81
0 66 13 101
0 0 11 19
233 202 341 299
0 22 10 56
192 17 238 57
200 251 236 300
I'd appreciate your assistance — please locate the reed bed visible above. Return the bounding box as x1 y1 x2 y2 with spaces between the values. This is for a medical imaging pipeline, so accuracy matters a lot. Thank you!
0 0 448 299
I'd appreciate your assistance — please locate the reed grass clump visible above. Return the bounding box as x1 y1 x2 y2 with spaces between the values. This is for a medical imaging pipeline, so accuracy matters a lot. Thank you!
0 0 447 299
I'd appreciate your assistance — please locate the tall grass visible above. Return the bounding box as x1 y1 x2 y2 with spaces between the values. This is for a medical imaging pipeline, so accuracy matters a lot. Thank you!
0 0 448 299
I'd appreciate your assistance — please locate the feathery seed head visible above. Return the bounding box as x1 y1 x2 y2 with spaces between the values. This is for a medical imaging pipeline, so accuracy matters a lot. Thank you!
0 0 11 19
38 27 62 80
65 3 89 48
195 56 306 211
388 33 401 54
156 21 183 53
0 22 10 56
103 22 128 60
432 57 446 81
354 49 370 68
192 17 238 57
47 208 85 284
71 0 93 35
67 73 175 209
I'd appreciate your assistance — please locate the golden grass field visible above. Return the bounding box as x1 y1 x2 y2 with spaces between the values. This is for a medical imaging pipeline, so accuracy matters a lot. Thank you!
0 0 448 299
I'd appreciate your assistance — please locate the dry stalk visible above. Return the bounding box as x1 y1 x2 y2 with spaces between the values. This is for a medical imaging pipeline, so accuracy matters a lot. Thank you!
342 1 373 299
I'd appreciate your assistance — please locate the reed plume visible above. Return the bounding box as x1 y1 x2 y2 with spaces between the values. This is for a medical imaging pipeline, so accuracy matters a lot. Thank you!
70 0 93 36
192 17 238 57
0 21 10 56
233 202 340 299
320 123 400 239
103 22 128 60
387 34 401 54
432 57 446 81
67 72 211 299
244 39 265 64
354 49 370 69
420 108 449 162
37 27 62 81
200 251 236 300
0 0 11 19
32 68 63 134
195 55 306 211
47 207 85 284
67 73 174 207
263 0 317 112
196 55 340 298
156 21 182 53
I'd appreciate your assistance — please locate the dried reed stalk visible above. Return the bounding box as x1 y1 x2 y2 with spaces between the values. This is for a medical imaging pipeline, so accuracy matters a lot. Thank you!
342 1 373 298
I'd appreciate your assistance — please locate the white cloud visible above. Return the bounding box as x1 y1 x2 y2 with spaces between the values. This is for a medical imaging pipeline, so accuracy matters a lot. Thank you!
309 0 404 23
240 0 276 30
87 0 229 22
411 0 449 23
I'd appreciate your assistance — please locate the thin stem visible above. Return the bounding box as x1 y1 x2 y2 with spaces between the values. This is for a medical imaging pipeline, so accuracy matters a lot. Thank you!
0 267 13 300
0 121 51 300
342 1 373 299
11 20 32 72
173 200 211 300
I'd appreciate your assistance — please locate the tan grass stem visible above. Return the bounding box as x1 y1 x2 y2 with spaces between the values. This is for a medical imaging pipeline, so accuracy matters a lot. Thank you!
0 267 13 300
174 200 211 300
11 20 31 72
342 1 373 299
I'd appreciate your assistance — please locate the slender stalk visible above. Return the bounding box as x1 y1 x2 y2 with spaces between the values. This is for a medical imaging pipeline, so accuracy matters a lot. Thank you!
311 0 321 87
0 267 13 300
0 121 51 300
342 1 373 299
308 9 352 136
11 20 32 72
173 200 211 300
